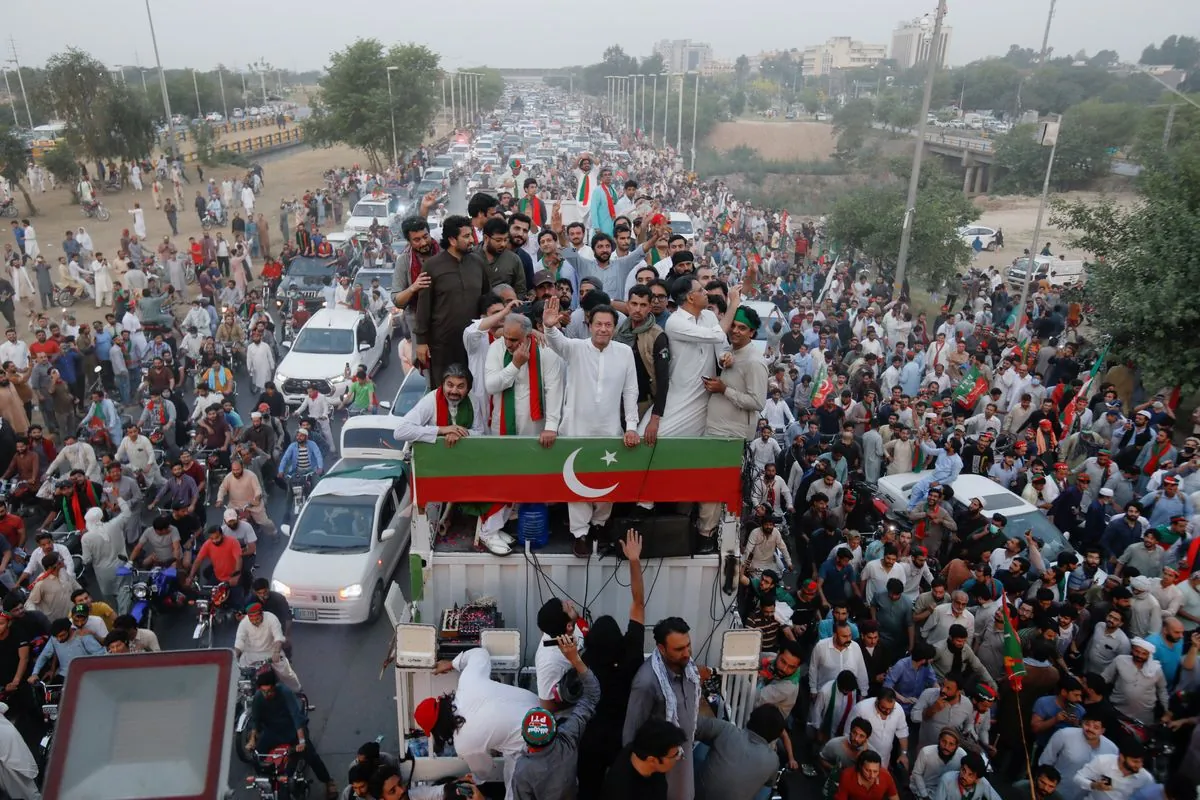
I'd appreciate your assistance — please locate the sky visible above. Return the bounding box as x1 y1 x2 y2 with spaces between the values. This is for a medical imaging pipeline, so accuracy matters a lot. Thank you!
17 0 1195 73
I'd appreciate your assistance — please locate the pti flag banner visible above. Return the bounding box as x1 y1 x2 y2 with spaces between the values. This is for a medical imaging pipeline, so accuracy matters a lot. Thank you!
1000 591 1027 691
1061 344 1110 431
951 365 990 411
412 437 745 506
810 364 835 407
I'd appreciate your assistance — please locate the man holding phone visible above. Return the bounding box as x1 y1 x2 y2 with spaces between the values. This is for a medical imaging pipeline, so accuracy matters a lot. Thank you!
1030 676 1086 749
1072 743 1153 800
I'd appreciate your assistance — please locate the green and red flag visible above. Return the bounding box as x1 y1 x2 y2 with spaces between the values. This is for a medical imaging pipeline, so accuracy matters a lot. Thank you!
1061 344 1109 432
809 364 835 407
412 437 745 506
951 364 989 411
1000 591 1027 691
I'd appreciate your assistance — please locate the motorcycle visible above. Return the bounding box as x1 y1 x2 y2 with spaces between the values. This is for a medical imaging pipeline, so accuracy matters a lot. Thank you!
115 558 178 629
81 199 111 222
1116 713 1174 782
34 679 63 764
283 471 316 523
0 197 17 218
201 208 227 231
235 661 270 763
245 746 310 800
52 283 83 308
191 580 238 648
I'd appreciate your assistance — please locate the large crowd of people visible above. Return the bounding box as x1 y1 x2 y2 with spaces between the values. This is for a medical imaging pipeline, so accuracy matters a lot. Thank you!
0 84 1197 800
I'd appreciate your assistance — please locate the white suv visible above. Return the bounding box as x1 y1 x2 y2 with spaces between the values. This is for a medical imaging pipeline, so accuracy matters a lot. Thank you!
275 307 391 405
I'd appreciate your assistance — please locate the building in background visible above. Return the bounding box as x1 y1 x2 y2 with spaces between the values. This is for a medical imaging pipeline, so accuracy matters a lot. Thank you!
653 39 714 73
801 37 888 77
891 18 953 69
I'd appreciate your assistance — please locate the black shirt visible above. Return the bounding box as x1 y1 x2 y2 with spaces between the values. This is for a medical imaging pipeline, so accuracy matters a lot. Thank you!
0 632 24 684
582 619 645 748
260 591 292 625
602 747 668 800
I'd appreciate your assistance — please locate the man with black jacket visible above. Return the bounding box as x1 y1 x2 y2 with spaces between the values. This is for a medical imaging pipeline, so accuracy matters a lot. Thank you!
616 286 669 442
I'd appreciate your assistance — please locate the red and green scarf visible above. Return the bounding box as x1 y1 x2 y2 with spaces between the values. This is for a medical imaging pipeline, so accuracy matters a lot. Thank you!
576 172 590 203
410 240 439 285
498 344 544 435
601 185 617 219
1143 441 1173 476
434 388 473 428
519 196 546 227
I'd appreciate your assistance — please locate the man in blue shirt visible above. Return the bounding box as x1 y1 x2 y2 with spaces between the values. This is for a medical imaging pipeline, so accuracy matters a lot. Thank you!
1140 476 1193 528
884 642 939 714
1145 618 1185 686
30 618 105 681
1029 676 1085 749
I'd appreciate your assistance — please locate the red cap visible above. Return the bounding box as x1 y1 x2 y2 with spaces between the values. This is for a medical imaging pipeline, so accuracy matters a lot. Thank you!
414 697 440 735
1054 462 1068 470
801 580 819 593
1039 420 1053 429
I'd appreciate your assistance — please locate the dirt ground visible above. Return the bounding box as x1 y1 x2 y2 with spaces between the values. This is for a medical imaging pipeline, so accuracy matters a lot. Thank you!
707 120 836 161
10 142 370 329
967 189 1138 267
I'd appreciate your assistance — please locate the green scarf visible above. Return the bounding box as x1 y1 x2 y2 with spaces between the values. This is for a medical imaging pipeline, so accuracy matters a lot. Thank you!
615 315 655 347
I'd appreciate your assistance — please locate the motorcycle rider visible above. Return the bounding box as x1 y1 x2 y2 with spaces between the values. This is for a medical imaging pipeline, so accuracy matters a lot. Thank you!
184 524 243 603
246 669 337 800
41 470 102 532
41 432 101 485
196 404 234 469
189 383 225 425
128 515 183 569
295 385 335 457
16 530 75 588
198 355 235 395
216 458 276 540
80 499 133 606
138 388 178 450
100 461 142 548
238 411 279 488
277 428 324 483
234 602 300 690
80 387 121 446
115 423 163 493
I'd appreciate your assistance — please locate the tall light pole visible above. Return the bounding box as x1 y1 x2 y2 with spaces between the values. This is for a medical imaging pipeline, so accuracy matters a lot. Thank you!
663 74 671 148
139 69 149 96
1037 0 1058 65
440 77 447 129
2 70 18 127
639 74 647 136
449 72 457 129
606 76 613 116
676 73 684 154
144 0 178 159
891 1 947 299
7 47 33 129
651 73 659 145
386 66 399 167
690 71 700 172
1013 117 1062 334
217 67 228 119
191 69 202 117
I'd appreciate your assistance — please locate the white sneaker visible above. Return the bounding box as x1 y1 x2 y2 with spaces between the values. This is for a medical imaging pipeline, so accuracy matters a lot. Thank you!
478 535 512 556
497 532 515 545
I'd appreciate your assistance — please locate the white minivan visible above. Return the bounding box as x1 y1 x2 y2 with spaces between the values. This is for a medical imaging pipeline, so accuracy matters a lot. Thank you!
270 418 413 624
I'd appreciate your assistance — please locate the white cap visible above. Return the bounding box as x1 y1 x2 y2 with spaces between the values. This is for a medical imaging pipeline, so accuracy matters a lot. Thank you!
1130 637 1155 654
223 508 238 522
1099 488 1114 497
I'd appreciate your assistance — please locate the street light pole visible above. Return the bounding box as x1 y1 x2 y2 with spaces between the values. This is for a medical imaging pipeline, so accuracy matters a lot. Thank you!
651 74 659 145
192 69 202 117
140 69 149 96
1 69 18 127
662 74 670 147
690 72 700 172
449 72 457 129
891 0 947 299
218 68 228 119
1013 116 1062 335
144 0 178 159
8 56 33 129
676 73 684 154
387 66 399 167
441 77 447 130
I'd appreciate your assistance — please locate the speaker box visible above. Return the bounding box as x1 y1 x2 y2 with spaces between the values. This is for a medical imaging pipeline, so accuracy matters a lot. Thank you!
612 513 694 558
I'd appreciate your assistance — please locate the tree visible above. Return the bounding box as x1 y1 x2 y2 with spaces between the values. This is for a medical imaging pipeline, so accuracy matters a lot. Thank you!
1140 36 1200 69
729 89 746 117
832 99 874 159
96 84 157 162
1088 50 1120 69
460 67 504 114
44 49 113 156
828 163 974 291
41 141 81 198
734 55 751 87
303 39 441 172
993 102 1138 193
0 128 36 215
1049 141 1200 388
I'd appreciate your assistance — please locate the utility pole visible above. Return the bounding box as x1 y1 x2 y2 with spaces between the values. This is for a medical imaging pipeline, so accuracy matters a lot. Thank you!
676 73 684 155
1163 104 1177 148
1038 0 1058 65
217 67 228 119
663 74 671 148
640 75 647 136
192 69 202 117
140 70 149 96
144 0 177 159
690 72 700 172
449 72 457 129
9 39 33 129
441 77 447 129
1013 117 1062 335
651 74 659 145
891 1 947 299
2 70 18 127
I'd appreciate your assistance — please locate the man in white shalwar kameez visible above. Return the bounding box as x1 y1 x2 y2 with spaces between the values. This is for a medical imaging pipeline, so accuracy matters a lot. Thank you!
0 702 41 799
462 296 514 429
654 276 736 438
573 154 601 231
481 313 565 549
241 184 255 216
128 204 147 240
245 331 276 395
541 297 640 558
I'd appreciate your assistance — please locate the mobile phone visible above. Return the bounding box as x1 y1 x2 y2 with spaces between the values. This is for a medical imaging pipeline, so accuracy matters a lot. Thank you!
702 375 714 382
542 639 560 647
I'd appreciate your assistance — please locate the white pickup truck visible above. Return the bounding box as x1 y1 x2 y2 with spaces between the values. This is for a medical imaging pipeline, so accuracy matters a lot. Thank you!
1006 256 1087 290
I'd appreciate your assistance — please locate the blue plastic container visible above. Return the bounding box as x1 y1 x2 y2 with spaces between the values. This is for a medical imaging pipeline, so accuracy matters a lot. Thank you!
517 504 550 549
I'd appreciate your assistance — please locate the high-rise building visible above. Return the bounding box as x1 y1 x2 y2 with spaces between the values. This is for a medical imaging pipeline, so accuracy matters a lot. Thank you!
801 37 888 77
653 39 714 73
890 18 953 69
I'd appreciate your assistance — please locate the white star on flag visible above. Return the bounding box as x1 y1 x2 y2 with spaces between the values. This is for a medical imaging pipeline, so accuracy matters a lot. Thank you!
601 451 618 466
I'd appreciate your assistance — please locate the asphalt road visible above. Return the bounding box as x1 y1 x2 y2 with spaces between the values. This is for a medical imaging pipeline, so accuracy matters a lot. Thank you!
144 181 470 790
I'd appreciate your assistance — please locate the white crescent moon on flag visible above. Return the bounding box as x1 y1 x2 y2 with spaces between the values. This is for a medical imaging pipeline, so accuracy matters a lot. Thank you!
562 448 619 499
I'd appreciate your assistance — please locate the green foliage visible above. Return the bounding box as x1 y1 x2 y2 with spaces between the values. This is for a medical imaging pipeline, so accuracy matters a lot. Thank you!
459 67 504 113
189 123 247 168
695 146 849 178
303 39 441 172
1049 140 1200 389
0 127 36 215
1132 101 1200 156
832 99 874 160
827 164 975 291
993 103 1138 194
729 90 746 117
41 140 81 194
43 48 157 161
1140 36 1200 69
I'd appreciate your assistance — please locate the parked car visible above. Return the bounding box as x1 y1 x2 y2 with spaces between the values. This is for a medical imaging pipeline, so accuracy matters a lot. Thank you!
958 225 999 251
668 211 696 243
1007 257 1088 290
344 196 407 234
271 426 412 625
275 307 392 405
